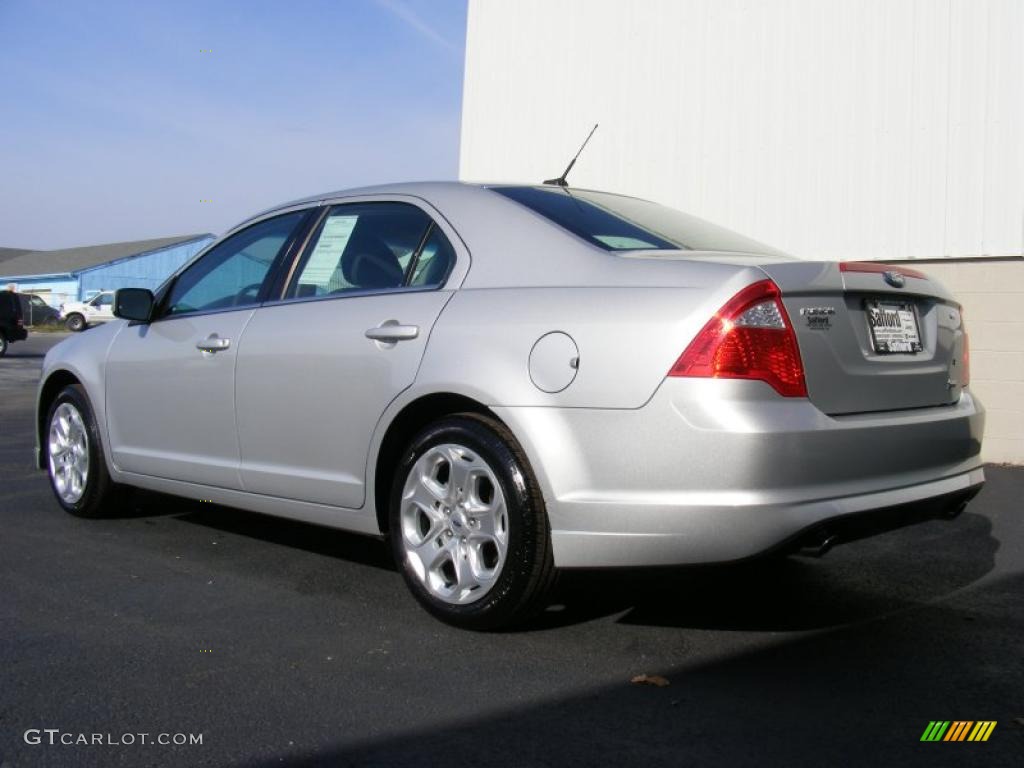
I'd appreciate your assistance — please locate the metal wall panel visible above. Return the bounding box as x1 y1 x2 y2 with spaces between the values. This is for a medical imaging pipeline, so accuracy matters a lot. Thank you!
77 237 213 298
460 0 1024 261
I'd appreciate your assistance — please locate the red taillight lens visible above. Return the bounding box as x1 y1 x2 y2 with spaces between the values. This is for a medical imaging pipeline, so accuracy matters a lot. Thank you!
669 279 807 397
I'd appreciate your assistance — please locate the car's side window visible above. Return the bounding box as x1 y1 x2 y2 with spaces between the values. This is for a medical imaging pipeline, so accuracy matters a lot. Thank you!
95 293 113 307
164 211 307 317
408 226 456 287
286 203 449 299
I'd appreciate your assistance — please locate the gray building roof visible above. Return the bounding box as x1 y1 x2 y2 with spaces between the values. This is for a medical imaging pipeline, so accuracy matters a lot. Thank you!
0 247 32 264
0 234 212 278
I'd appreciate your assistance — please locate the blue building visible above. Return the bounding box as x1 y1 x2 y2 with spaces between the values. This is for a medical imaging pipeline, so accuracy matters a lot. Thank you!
0 234 214 309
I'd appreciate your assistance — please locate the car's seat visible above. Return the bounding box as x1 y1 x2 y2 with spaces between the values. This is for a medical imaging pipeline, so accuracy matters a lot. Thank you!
340 235 404 290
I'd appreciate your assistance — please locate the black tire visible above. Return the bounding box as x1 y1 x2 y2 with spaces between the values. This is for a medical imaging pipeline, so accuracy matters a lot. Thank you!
66 314 86 332
44 384 127 518
0 333 7 357
389 413 556 630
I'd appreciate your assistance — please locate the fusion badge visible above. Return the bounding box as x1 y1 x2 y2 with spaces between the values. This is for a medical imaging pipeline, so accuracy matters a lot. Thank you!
799 306 835 330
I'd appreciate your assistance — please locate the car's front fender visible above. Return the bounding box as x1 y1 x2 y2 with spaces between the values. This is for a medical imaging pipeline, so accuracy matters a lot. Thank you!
35 322 125 471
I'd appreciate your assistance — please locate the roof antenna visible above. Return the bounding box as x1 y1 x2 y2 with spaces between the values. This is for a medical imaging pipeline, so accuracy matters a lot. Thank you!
543 123 599 187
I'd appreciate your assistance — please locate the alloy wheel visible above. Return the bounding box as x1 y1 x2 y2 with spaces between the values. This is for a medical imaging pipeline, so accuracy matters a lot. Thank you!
48 402 90 504
399 443 509 605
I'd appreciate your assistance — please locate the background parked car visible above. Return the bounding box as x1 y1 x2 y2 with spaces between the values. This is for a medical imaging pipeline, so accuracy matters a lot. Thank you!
60 290 115 332
0 290 28 356
18 293 60 327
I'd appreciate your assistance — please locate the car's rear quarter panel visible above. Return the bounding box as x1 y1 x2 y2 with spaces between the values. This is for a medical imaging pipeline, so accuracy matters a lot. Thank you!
418 269 765 410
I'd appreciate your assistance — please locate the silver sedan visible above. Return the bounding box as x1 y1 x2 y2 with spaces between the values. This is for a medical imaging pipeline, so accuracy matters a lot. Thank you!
35 182 985 629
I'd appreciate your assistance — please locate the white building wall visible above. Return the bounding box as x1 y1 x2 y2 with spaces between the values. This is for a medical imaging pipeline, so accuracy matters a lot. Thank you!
461 0 1023 261
912 259 1023 464
461 0 1024 463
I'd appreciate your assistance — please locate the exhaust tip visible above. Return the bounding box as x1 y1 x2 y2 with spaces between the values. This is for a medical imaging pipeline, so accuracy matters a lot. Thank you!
944 500 970 520
798 532 839 558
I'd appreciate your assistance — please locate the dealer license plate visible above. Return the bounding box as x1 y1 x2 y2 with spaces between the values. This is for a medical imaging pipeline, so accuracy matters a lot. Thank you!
865 300 922 354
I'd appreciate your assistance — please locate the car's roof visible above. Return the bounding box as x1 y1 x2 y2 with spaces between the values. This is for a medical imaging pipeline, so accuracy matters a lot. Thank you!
243 181 675 238
245 181 506 223
257 180 659 211
227 181 779 291
232 182 632 290
293 179 486 201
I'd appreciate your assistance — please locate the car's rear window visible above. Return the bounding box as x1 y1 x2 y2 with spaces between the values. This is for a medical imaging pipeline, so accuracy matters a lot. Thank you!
491 186 788 257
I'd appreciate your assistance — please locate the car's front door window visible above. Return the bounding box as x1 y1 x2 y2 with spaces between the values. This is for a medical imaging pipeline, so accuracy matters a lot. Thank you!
164 211 307 317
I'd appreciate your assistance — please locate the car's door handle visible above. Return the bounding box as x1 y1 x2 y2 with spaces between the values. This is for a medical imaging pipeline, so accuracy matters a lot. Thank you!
196 336 231 353
365 323 419 343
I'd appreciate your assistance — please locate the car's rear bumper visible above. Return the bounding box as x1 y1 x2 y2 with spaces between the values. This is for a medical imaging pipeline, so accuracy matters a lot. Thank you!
4 326 28 342
494 379 986 567
545 468 984 567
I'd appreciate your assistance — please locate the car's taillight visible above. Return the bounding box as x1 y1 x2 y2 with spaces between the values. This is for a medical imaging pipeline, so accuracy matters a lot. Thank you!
669 279 807 397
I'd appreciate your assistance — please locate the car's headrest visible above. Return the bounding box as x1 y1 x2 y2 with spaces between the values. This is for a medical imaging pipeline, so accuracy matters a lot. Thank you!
341 236 404 289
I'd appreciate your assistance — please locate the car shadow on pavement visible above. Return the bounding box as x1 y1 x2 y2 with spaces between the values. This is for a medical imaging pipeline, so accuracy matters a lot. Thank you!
533 510 997 633
125 489 395 572
124 484 998 635
535 465 1020 634
3 351 47 358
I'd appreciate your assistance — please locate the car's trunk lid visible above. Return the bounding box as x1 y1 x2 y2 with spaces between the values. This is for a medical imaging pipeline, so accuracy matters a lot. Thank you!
757 260 967 414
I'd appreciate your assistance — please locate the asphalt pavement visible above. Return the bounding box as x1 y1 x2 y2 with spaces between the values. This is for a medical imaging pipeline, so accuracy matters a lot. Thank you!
1 332 1021 767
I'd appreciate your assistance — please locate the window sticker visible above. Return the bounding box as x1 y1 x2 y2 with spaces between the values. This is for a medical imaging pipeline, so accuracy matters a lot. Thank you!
301 215 358 287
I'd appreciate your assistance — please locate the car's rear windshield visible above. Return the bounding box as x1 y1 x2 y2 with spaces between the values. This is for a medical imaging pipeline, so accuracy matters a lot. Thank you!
491 186 788 257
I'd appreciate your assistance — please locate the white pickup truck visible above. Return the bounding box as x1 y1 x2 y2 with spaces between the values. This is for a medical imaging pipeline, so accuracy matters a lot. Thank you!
60 290 116 332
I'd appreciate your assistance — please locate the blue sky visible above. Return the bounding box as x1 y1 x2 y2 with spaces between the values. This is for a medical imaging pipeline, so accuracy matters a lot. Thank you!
0 0 468 249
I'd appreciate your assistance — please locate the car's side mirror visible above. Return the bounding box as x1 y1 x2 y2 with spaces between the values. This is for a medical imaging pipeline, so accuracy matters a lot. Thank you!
113 288 155 323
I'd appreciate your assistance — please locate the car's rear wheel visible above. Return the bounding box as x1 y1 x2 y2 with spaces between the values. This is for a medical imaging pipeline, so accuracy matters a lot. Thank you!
46 384 126 517
65 313 86 332
0 333 7 357
389 414 555 630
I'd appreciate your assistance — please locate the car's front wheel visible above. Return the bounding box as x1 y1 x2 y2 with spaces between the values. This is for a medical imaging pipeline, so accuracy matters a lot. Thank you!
65 313 86 332
389 414 555 630
45 384 126 517
0 333 7 357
